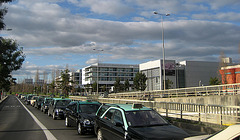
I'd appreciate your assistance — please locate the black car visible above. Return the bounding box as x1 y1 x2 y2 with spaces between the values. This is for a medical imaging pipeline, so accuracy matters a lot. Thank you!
95 103 190 140
65 100 101 135
35 96 45 109
48 98 71 120
41 97 53 113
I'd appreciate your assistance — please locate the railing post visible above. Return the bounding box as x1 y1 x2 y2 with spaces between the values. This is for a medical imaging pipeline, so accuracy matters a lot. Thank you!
166 102 168 117
180 103 183 119
220 107 223 125
198 105 201 122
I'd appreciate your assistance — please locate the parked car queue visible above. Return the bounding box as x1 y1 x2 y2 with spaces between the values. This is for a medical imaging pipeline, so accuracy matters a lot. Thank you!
16 93 240 140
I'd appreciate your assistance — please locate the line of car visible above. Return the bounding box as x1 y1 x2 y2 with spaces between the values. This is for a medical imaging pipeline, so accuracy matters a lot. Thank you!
16 93 240 140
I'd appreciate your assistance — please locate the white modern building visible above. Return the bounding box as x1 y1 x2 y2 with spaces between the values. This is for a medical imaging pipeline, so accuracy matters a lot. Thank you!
140 59 219 91
82 63 139 92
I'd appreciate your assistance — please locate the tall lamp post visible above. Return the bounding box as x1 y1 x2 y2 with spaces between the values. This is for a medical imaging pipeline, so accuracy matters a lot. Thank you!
93 49 103 95
154 11 170 90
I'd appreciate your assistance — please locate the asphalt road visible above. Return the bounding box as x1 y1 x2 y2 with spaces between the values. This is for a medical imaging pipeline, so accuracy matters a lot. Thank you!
0 95 97 140
0 95 206 140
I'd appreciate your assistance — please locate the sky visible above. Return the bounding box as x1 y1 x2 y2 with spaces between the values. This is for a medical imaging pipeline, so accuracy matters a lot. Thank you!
1 0 240 83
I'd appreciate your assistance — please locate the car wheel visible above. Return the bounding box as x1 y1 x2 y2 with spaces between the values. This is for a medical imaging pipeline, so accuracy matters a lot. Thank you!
77 122 84 135
97 129 103 140
65 117 70 127
52 112 56 120
48 110 51 116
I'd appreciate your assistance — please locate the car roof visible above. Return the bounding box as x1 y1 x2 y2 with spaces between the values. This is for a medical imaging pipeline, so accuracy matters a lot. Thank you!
207 124 240 140
110 104 152 111
53 97 71 101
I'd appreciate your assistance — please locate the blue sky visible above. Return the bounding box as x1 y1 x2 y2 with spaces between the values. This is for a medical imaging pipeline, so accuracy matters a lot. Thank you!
1 0 240 82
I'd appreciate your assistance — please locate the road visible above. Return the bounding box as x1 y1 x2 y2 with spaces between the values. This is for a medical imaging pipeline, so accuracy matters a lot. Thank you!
0 95 97 140
0 95 206 140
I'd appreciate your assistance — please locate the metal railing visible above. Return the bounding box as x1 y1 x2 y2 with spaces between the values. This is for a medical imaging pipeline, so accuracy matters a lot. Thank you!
108 83 240 100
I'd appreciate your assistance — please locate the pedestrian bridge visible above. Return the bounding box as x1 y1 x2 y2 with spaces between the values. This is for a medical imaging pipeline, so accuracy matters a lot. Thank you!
108 83 240 100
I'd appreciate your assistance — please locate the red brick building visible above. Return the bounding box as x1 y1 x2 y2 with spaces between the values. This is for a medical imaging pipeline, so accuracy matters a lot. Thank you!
219 65 240 84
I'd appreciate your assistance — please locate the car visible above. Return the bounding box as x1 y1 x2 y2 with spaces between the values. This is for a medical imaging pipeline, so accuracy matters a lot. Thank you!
30 96 38 106
41 97 53 113
48 97 71 120
185 124 240 140
35 96 45 109
95 103 190 140
25 94 35 105
65 100 101 135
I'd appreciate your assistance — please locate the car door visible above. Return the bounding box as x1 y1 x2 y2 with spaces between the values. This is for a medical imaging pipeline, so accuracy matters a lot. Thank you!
108 109 125 140
69 103 77 126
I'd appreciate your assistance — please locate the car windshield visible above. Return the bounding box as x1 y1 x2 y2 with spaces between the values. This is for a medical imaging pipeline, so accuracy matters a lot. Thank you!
55 100 71 107
79 104 100 114
45 99 52 104
125 110 168 127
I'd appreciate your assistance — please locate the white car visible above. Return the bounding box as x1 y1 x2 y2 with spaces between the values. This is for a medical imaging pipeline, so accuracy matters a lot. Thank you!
185 124 240 140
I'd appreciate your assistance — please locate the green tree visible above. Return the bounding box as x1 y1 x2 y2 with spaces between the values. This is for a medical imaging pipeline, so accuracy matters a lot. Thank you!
124 79 130 91
0 0 13 30
166 79 173 89
57 69 72 96
92 81 97 92
114 77 122 93
209 77 221 85
133 72 147 91
0 38 25 92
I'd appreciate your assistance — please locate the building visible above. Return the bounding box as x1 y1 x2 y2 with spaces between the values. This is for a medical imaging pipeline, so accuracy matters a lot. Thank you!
219 65 240 84
140 59 220 91
82 63 139 92
140 59 176 91
24 79 33 84
68 69 82 88
180 61 219 87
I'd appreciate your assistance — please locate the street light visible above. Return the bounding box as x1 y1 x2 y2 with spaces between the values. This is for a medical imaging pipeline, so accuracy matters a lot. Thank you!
154 11 170 90
93 49 104 95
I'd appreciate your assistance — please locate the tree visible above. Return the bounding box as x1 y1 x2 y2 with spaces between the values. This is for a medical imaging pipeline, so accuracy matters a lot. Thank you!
57 69 72 96
133 72 147 91
209 77 221 85
0 38 25 92
124 79 130 91
114 77 122 93
92 81 97 92
0 0 13 30
166 79 173 89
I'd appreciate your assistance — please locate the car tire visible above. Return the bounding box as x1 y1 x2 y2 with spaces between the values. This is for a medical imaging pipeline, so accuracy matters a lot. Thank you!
52 112 56 120
97 129 103 140
65 117 70 127
77 122 84 135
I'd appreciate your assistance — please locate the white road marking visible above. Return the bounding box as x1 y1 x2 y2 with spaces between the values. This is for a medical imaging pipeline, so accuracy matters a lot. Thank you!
17 97 57 140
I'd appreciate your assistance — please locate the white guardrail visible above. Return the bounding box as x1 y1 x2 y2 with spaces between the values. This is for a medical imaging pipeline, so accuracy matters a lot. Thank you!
107 83 240 100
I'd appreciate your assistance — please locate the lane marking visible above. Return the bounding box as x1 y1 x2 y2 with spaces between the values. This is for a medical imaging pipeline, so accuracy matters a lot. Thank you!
17 97 57 140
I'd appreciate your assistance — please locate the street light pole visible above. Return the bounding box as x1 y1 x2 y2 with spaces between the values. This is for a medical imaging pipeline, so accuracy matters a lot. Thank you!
154 11 170 90
93 49 103 95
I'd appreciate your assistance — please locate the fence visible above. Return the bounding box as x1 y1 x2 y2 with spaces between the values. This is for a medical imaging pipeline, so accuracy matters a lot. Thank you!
108 83 240 100
70 96 240 126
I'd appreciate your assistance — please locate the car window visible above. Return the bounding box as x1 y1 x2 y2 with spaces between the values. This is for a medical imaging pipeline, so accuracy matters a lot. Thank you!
97 105 110 117
56 100 71 106
104 109 115 121
125 110 168 127
113 110 123 124
79 104 100 113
